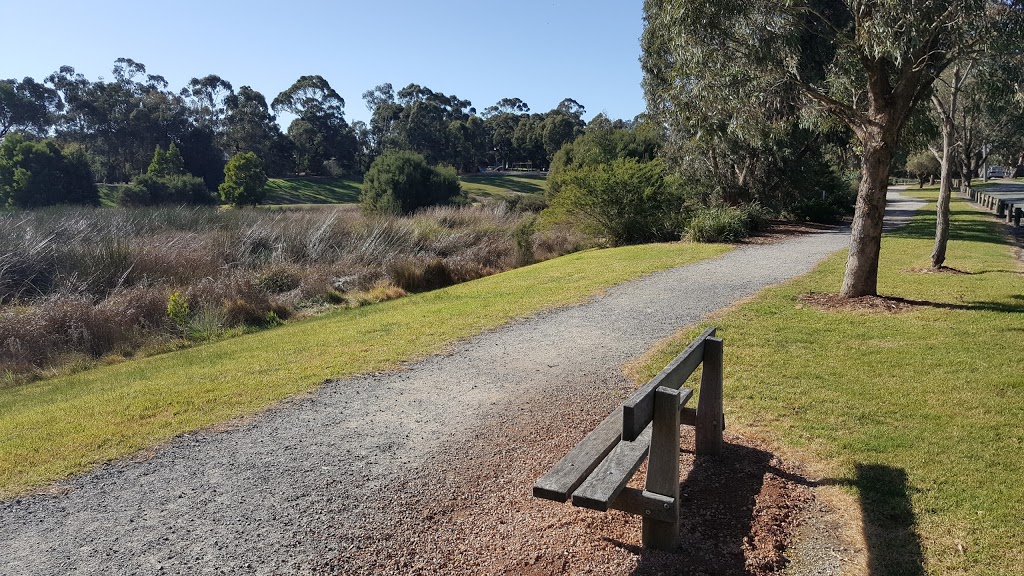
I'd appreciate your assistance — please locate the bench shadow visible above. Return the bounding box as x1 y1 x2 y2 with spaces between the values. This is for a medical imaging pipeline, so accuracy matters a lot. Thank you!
605 444 924 576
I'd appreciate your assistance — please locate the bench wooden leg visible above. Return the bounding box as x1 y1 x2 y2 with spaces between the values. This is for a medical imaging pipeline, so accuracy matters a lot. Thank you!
642 386 681 550
696 337 724 456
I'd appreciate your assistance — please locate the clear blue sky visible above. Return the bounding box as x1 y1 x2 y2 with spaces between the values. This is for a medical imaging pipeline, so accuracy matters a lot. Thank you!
4 0 647 127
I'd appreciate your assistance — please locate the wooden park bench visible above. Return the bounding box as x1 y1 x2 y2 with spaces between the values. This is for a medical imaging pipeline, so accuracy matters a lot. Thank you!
533 327 725 550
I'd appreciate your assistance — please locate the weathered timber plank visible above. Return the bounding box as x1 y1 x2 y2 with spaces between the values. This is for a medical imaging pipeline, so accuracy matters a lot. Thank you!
609 487 676 523
695 337 724 456
643 386 681 550
622 326 716 441
533 408 623 502
571 425 653 511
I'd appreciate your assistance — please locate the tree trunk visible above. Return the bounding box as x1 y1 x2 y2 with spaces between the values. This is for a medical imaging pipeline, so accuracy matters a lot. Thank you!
840 132 893 297
931 66 963 269
932 113 954 268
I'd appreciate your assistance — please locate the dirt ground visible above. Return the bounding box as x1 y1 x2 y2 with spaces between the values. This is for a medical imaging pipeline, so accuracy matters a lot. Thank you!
321 386 861 576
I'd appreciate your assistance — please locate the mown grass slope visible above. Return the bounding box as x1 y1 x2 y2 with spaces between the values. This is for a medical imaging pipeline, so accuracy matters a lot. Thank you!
460 173 547 200
262 177 363 205
0 241 732 498
637 193 1024 575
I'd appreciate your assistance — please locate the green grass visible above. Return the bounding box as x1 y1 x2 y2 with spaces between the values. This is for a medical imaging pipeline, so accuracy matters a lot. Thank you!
0 241 732 498
636 193 1024 575
459 173 547 200
97 184 122 207
262 177 363 205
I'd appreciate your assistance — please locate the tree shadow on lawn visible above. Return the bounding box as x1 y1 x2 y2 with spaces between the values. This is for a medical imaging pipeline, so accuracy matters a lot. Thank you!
888 297 1024 315
606 440 924 576
461 175 545 195
888 210 1010 246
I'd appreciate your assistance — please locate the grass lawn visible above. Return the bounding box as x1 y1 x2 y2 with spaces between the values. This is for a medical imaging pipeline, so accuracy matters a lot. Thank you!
262 177 363 205
0 241 732 498
97 184 123 207
636 193 1024 575
459 172 547 200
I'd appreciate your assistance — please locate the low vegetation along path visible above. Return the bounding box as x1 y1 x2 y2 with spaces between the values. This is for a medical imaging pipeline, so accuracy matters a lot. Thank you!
0 193 924 575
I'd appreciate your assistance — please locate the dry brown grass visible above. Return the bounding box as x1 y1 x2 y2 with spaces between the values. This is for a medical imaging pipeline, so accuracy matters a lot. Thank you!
0 203 595 382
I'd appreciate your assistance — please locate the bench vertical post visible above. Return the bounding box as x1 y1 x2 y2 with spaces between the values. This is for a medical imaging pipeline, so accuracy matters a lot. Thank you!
695 337 724 456
1014 207 1022 227
642 386 681 550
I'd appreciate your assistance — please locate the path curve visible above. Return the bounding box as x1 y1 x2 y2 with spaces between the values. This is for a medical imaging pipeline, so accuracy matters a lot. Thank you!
0 192 925 575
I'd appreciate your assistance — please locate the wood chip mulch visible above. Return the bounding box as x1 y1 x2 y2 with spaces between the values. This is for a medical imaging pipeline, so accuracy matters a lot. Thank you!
798 292 918 313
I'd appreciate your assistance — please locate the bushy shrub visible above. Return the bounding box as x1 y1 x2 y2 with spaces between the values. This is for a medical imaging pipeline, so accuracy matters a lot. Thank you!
361 150 462 214
785 179 857 223
544 158 684 245
121 173 216 206
0 135 99 208
685 206 750 243
120 144 216 206
219 152 268 206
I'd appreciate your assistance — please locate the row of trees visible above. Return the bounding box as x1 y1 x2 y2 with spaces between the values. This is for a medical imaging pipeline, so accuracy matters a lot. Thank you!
1 60 591 193
641 0 1024 297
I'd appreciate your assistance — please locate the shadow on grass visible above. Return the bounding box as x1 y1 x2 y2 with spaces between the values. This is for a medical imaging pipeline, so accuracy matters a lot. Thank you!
461 174 546 195
890 297 1024 315
851 464 926 576
888 210 1008 246
263 178 362 205
606 443 924 576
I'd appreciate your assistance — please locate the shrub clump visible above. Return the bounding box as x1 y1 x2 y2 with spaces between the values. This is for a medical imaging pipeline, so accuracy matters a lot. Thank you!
219 152 268 206
0 135 99 208
121 144 217 206
545 157 684 246
686 206 752 242
361 150 461 214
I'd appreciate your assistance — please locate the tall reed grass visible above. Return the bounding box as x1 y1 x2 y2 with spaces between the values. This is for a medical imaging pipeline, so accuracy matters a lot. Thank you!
0 203 590 382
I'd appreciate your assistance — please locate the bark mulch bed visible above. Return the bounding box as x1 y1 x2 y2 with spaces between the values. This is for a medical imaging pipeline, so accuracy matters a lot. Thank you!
798 293 918 314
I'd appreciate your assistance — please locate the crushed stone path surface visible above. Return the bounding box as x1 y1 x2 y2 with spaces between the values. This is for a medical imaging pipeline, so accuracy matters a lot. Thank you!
0 193 924 575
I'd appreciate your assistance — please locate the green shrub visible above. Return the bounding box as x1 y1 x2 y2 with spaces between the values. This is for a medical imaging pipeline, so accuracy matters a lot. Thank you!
0 135 99 208
219 152 268 206
741 202 771 234
544 158 683 246
686 206 750 242
785 181 857 223
121 173 216 206
166 291 190 328
361 150 462 214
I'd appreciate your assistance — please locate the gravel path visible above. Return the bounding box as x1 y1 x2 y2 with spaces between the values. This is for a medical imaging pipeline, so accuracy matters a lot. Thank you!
0 193 924 576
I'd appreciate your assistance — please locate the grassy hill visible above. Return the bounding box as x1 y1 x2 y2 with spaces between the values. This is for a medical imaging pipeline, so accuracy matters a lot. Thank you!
459 172 547 201
262 177 363 206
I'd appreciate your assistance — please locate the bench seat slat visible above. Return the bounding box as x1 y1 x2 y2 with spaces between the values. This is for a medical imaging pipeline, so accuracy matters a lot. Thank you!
533 407 623 502
571 424 653 511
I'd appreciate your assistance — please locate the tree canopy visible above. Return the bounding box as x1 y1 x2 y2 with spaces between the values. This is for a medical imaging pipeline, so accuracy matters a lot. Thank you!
642 0 1024 296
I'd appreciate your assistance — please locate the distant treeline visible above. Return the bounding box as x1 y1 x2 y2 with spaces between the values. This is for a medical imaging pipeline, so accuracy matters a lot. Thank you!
0 58 622 189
